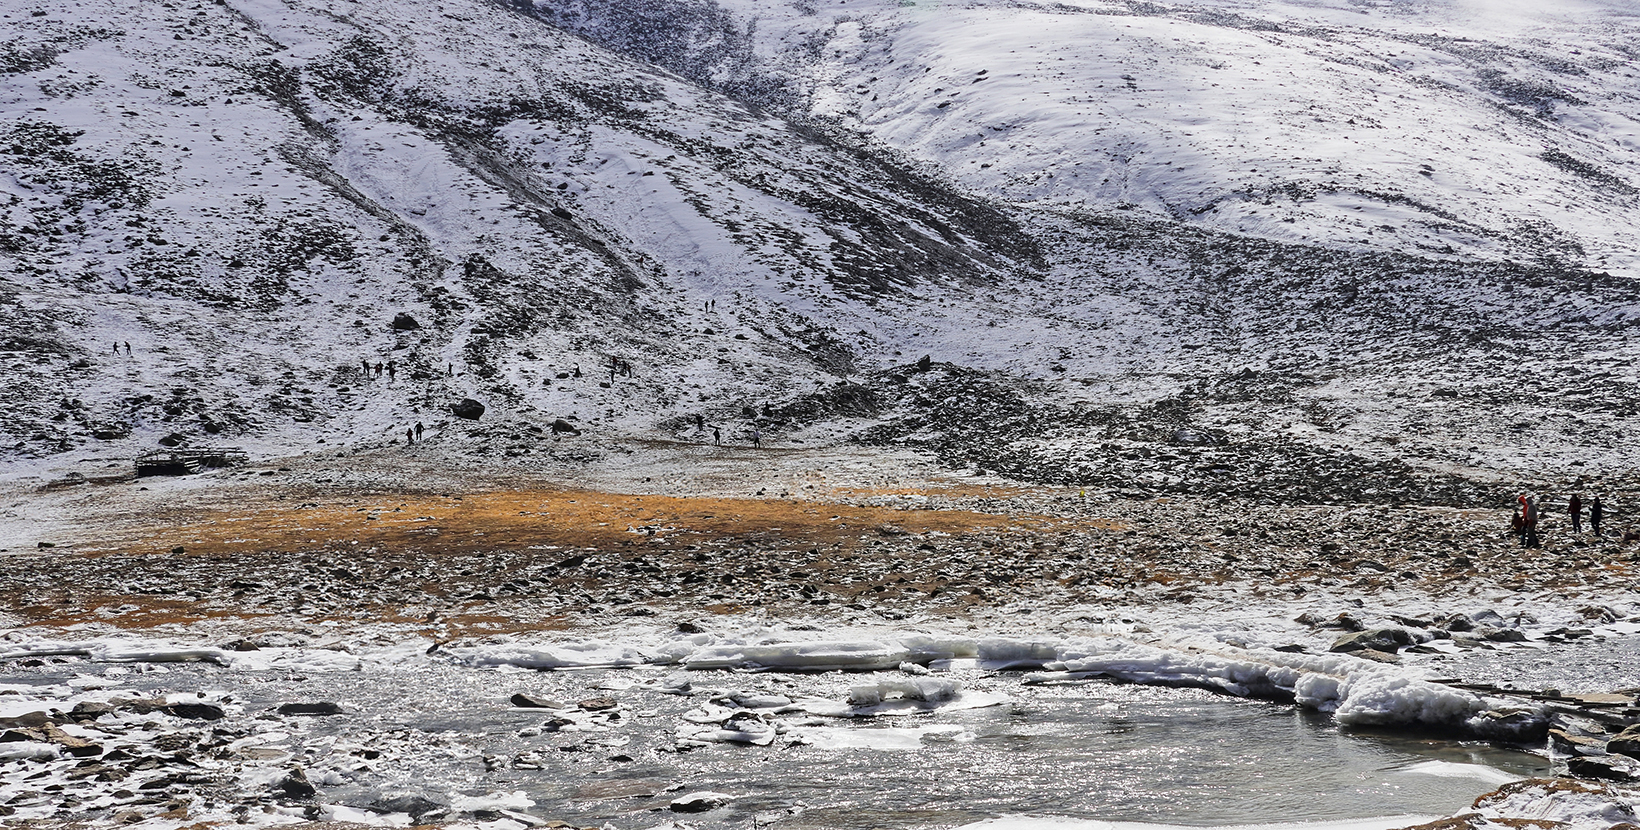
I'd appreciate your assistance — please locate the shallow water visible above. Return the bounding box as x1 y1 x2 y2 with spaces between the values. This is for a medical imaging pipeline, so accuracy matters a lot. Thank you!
13 656 1552 829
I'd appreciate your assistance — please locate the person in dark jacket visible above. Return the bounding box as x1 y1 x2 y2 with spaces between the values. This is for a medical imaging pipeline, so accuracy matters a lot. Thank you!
1570 493 1583 533
1590 496 1604 536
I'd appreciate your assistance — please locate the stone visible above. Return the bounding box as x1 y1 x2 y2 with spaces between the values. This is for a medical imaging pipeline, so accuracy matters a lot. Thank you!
1480 627 1528 643
669 791 733 813
1330 628 1413 654
1548 728 1608 756
68 702 115 721
391 313 421 331
370 795 446 820
550 418 580 435
1568 755 1639 781
276 702 343 716
1608 724 1640 759
509 694 566 709
577 697 618 711
276 766 316 798
163 703 224 720
1350 648 1402 664
451 398 485 420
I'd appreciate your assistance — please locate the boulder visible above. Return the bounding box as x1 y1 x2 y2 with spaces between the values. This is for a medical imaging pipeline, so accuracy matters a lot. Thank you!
370 795 446 821
451 398 485 420
276 702 343 716
163 702 224 720
1568 755 1639 782
1480 627 1528 643
577 697 618 711
1330 628 1413 654
1608 724 1640 759
391 313 421 331
276 766 316 798
508 693 566 709
550 418 580 435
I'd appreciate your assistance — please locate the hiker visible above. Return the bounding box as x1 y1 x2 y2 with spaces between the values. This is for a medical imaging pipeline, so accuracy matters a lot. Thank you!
751 428 762 449
415 422 424 441
694 413 705 430
1520 494 1540 549
1570 493 1583 533
374 361 384 376
387 361 396 381
713 426 721 443
406 427 414 444
1591 496 1604 536
124 342 131 355
362 359 371 378
112 342 120 355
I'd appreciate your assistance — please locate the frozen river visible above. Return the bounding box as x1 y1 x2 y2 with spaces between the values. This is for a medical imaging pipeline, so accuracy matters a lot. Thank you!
1 640 1562 830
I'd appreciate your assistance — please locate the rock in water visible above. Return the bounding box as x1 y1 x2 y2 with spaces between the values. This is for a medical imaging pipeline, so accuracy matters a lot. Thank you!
391 312 421 331
276 766 316 798
370 794 447 820
451 398 485 420
1608 724 1640 759
509 693 566 709
669 791 733 813
1329 628 1413 654
163 702 225 720
277 702 344 716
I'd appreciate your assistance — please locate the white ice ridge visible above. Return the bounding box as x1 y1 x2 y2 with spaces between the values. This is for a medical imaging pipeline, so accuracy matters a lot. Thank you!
0 630 1545 737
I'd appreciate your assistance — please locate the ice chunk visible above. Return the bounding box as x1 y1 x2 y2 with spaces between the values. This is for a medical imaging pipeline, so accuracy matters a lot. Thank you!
846 676 960 706
683 640 908 671
0 741 59 761
451 641 649 670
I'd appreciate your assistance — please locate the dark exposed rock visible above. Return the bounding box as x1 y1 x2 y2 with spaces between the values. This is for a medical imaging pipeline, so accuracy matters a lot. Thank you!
370 794 447 820
509 693 565 709
1568 755 1640 781
1330 628 1413 654
391 312 421 330
576 696 618 711
1480 627 1528 643
451 398 485 420
276 702 344 716
163 703 225 720
551 418 580 435
276 766 316 798
1608 724 1640 759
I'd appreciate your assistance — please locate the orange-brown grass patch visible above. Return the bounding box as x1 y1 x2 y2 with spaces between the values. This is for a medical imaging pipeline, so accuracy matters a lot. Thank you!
83 486 1110 560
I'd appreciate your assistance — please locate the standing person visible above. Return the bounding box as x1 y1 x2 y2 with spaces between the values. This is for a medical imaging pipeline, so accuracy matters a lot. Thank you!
112 342 120 355
414 422 424 441
1591 496 1604 536
694 413 705 431
712 426 721 444
1570 493 1583 533
405 427 414 444
1522 494 1540 549
387 361 396 381
363 359 371 379
751 428 762 449
124 342 131 355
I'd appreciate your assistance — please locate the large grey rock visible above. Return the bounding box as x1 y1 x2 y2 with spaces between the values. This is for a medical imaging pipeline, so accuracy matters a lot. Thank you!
1609 724 1640 759
670 791 733 813
451 398 485 420
391 312 421 331
1329 628 1413 654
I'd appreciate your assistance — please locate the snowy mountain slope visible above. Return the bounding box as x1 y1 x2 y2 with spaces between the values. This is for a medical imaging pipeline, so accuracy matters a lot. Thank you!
3 0 1639 502
0 0 1037 468
550 0 1640 276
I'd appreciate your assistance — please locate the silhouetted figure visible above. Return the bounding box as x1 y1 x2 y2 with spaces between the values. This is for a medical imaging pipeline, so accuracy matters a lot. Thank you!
374 361 384 376
694 413 705 430
1570 493 1583 533
713 427 720 443
124 342 130 355
414 422 424 441
572 365 581 378
1591 496 1604 536
751 428 762 449
362 359 371 378
406 427 414 444
387 360 396 381
112 342 120 355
